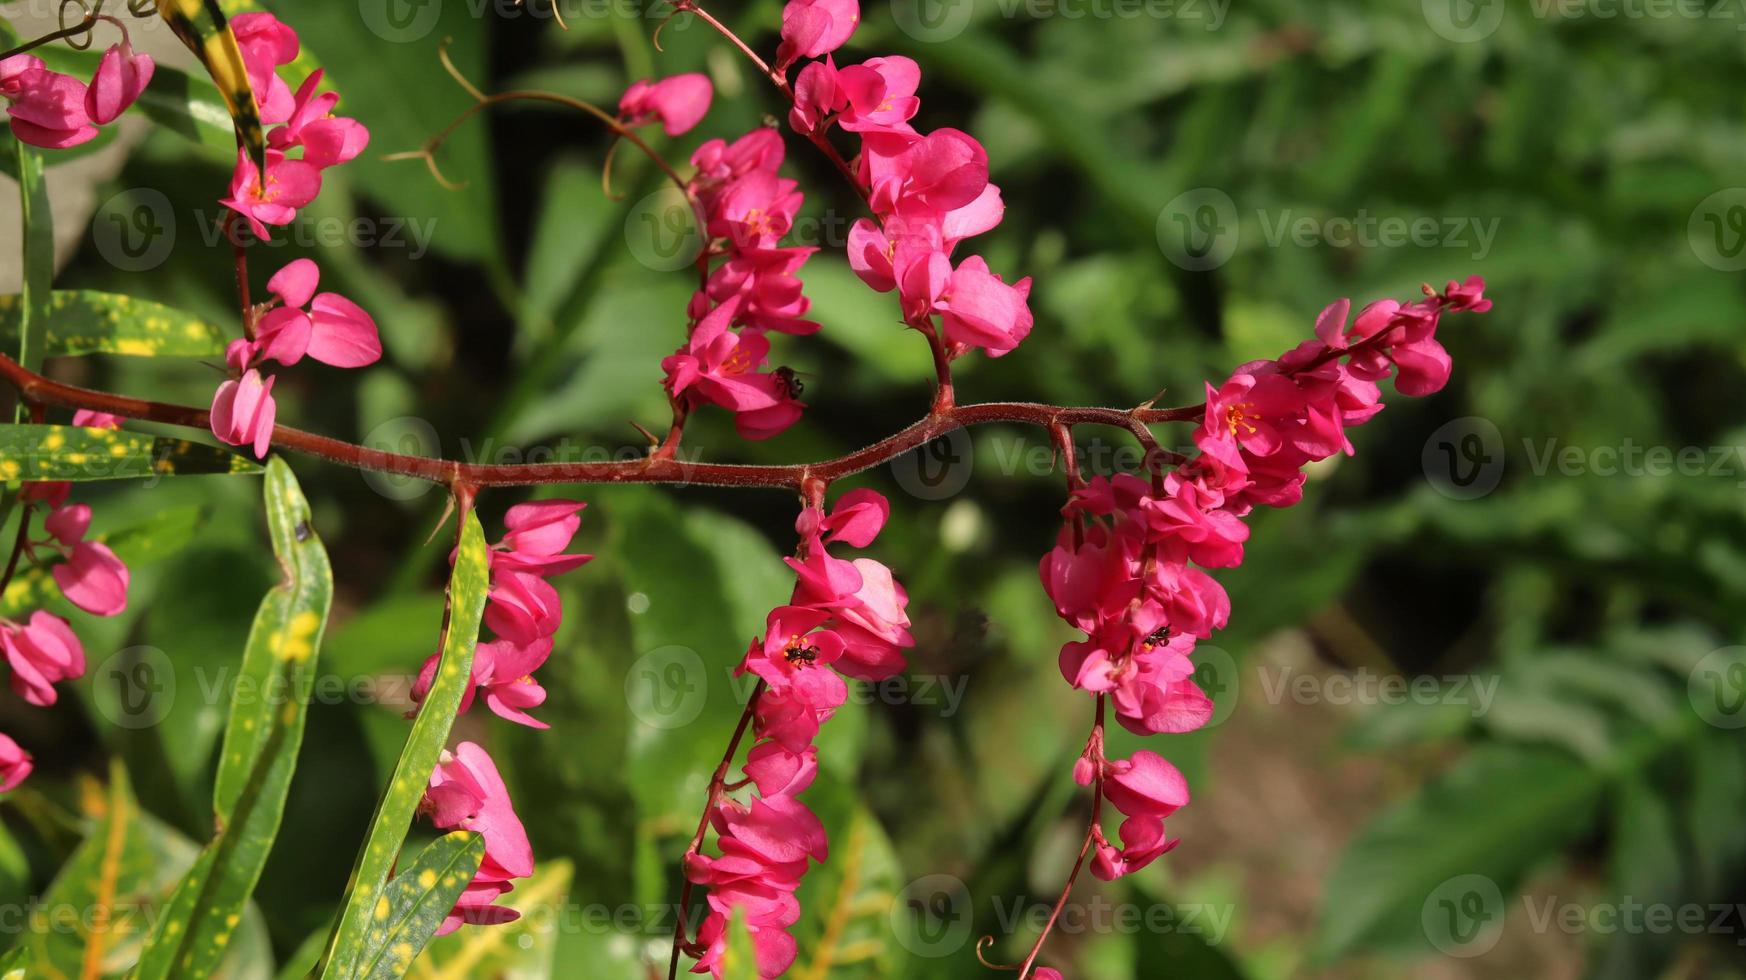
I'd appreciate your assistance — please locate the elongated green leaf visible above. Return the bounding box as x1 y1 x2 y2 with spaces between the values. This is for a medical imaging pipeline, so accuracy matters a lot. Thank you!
321 511 490 978
0 291 227 358
413 860 572 978
354 832 484 979
0 424 261 482
791 787 903 980
14 137 50 419
24 760 153 975
1312 720 1691 962
131 459 334 979
0 946 27 979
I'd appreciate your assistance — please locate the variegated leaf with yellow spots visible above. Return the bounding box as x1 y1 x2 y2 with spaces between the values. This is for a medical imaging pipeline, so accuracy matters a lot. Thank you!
154 0 267 174
0 291 227 358
353 832 484 979
320 511 490 979
0 424 261 483
130 458 332 979
411 861 573 979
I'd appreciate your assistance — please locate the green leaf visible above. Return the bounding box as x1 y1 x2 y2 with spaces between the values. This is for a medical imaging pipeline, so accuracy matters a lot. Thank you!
23 761 155 975
0 424 262 482
131 459 334 979
0 290 228 358
353 832 484 979
1312 743 1602 962
414 860 573 978
320 511 490 978
790 789 904 980
13 137 50 411
723 911 761 980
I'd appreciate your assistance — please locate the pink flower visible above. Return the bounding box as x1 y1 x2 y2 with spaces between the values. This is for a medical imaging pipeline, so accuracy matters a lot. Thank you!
865 128 989 214
421 742 534 934
484 568 562 644
744 742 818 797
269 70 369 169
229 11 299 124
411 637 553 729
662 300 805 440
84 42 154 125
744 605 848 693
1 611 85 707
777 0 860 67
209 368 277 459
1194 371 1305 471
1090 751 1188 880
0 55 96 149
252 259 381 368
43 503 129 616
619 73 713 136
937 255 1033 356
1442 275 1492 313
72 410 123 429
836 57 921 134
220 148 322 240
491 500 592 576
0 734 31 792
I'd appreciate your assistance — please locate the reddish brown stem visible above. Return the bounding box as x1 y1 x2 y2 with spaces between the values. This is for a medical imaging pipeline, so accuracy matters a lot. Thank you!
0 353 1198 491
1017 696 1107 978
668 678 768 980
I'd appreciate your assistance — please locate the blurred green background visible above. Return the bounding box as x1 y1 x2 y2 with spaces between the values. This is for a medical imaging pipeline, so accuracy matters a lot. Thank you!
3 0 1746 976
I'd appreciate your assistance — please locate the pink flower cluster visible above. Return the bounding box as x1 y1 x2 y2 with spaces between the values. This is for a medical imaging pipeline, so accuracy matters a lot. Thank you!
784 27 1032 358
201 15 375 460
419 742 534 934
659 119 823 440
415 500 590 930
0 411 132 793
1044 278 1492 882
684 489 913 977
0 38 153 149
208 258 380 458
218 13 369 240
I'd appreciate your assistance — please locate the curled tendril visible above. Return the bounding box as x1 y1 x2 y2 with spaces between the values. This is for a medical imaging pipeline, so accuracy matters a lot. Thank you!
379 147 469 192
58 0 100 49
651 4 687 52
437 36 488 103
975 936 1021 971
125 0 153 17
